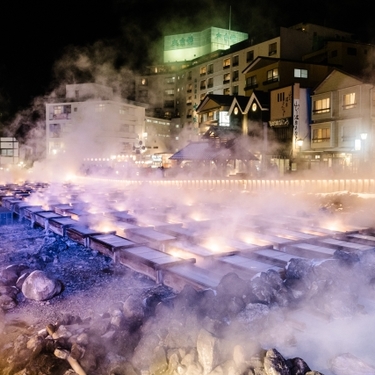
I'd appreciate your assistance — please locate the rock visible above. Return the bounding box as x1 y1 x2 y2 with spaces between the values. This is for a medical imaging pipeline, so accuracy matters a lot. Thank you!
216 272 248 299
286 357 311 375
21 270 62 301
123 295 145 322
330 352 375 375
149 346 168 375
0 267 19 286
197 329 219 375
263 348 290 375
0 294 17 310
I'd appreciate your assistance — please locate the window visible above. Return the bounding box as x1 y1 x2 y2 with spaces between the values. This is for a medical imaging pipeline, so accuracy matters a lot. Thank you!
312 128 330 143
267 68 279 82
223 72 231 84
331 50 338 58
200 66 207 75
223 87 230 95
294 68 308 78
232 55 239 66
233 70 239 82
313 98 330 113
207 64 214 74
165 76 175 84
223 58 231 69
343 93 356 109
200 93 206 100
207 77 213 88
232 85 239 96
277 92 285 102
51 105 71 120
49 124 61 138
164 89 174 96
200 80 206 90
187 71 192 80
95 103 105 112
187 83 193 93
269 42 277 56
246 75 257 87
246 50 254 62
347 47 357 56
186 96 192 105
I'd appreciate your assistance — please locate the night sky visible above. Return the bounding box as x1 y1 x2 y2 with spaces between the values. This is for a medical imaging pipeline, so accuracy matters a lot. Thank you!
1 0 374 125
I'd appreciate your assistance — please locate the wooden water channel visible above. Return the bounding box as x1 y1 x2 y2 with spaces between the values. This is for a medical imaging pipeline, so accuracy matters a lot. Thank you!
1 181 375 292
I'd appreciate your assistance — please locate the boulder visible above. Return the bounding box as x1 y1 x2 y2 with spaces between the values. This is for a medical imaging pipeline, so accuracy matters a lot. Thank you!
21 270 62 301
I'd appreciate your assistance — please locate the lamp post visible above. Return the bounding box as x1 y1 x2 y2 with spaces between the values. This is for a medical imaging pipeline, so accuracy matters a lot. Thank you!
360 132 368 173
296 138 303 172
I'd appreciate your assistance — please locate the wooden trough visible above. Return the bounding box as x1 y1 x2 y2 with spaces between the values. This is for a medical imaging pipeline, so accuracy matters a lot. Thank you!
115 245 195 283
315 237 374 252
284 242 337 259
0 207 13 225
125 227 176 251
48 216 79 236
34 211 64 230
87 233 138 258
166 240 238 263
162 263 223 292
66 225 109 247
246 248 302 267
218 254 284 278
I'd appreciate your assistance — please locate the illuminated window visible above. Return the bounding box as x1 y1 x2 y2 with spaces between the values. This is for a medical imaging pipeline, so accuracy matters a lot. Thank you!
343 93 356 109
187 83 193 93
246 50 254 62
141 78 148 86
223 72 231 84
294 68 308 78
200 66 207 75
165 76 175 84
267 68 279 82
219 111 230 126
223 58 231 69
313 98 330 113
312 128 330 143
269 42 277 56
164 89 174 96
200 93 206 100
223 87 230 95
51 105 71 119
95 103 105 112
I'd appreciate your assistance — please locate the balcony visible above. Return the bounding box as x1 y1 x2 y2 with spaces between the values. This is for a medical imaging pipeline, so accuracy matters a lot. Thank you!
263 77 279 85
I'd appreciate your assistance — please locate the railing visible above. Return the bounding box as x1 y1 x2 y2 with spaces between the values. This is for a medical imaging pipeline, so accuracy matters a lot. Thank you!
82 177 375 194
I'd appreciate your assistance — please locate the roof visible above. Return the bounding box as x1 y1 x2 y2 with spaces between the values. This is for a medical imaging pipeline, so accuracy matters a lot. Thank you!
169 140 259 161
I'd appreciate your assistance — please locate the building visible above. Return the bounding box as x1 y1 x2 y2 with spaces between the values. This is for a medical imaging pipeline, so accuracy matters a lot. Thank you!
45 83 173 173
308 69 375 175
135 23 360 151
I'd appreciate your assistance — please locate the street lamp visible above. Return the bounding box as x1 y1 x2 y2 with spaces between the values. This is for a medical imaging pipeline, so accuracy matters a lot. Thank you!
296 138 303 152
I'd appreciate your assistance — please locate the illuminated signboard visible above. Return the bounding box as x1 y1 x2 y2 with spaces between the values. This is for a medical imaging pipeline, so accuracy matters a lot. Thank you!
219 111 230 126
